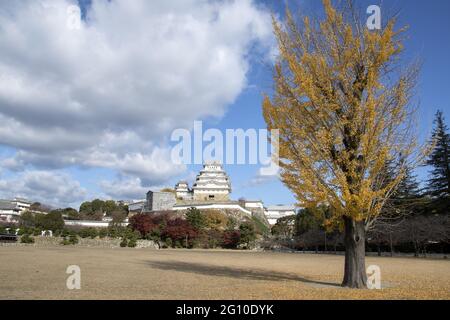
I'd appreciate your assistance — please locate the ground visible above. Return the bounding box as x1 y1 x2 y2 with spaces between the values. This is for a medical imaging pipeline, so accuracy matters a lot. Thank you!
0 247 449 300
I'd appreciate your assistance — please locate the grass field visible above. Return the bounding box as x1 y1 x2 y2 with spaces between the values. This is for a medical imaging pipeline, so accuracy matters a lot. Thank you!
0 246 449 300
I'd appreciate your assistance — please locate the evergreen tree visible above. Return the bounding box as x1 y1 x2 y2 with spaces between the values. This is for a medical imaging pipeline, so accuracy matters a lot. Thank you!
395 158 420 200
426 111 450 199
392 158 425 216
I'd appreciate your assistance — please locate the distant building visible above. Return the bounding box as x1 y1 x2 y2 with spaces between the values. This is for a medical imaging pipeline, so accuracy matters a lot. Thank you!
175 181 192 200
265 205 296 226
175 162 231 202
238 199 269 224
146 191 177 212
193 162 231 201
116 200 133 206
128 200 146 213
0 201 21 223
0 198 34 223
156 163 296 226
10 198 32 212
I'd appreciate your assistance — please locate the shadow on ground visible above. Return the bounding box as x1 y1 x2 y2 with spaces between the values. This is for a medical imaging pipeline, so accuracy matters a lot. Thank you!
146 260 341 288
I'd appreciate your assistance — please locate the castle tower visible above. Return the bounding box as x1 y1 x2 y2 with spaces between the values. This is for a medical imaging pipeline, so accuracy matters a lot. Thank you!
192 162 231 201
175 181 191 200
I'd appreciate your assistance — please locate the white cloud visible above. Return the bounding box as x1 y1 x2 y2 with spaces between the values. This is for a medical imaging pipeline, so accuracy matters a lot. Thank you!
0 0 274 187
99 177 151 201
243 166 279 187
0 0 275 206
0 170 87 207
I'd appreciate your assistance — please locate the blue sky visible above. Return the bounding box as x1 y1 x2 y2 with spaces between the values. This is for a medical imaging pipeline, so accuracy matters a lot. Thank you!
0 0 449 209
179 0 450 205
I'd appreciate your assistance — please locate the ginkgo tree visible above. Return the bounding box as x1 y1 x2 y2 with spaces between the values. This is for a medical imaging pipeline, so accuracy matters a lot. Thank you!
263 0 426 288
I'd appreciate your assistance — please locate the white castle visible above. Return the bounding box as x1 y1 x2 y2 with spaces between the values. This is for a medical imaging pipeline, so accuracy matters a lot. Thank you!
129 162 296 226
175 162 231 201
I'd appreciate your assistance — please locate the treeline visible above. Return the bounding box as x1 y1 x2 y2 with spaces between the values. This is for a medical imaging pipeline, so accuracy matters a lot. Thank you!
129 208 268 249
3 207 269 250
77 199 128 221
35 199 130 222
6 199 130 224
272 111 450 256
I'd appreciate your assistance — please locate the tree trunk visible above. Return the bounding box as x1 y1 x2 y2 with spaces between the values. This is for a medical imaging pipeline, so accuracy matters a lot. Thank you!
342 216 367 289
413 241 419 257
389 233 393 257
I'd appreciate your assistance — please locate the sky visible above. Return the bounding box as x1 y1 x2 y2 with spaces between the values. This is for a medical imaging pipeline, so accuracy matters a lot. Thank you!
0 0 449 209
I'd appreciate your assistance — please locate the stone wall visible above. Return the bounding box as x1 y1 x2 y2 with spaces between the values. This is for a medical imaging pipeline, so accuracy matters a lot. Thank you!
147 191 177 211
0 236 159 249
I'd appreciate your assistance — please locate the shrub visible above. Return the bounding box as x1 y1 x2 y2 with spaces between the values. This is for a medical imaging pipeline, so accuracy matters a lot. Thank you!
107 225 128 238
32 228 42 236
129 214 158 238
186 207 206 230
69 234 79 244
119 228 139 248
199 229 223 248
222 230 240 249
226 217 238 230
89 228 98 239
162 218 198 245
120 238 128 247
78 228 99 239
19 211 35 228
239 222 257 248
251 216 270 235
60 229 70 238
127 239 137 248
61 233 78 245
99 228 108 238
35 211 65 232
165 238 173 248
204 210 228 230
20 234 35 244
17 228 27 236
79 228 90 238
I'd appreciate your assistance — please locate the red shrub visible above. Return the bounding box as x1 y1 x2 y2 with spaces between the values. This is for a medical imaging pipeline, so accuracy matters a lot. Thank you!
162 218 198 243
222 230 241 249
129 214 158 237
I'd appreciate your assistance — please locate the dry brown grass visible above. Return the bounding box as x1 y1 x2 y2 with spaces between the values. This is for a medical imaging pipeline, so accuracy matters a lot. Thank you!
0 246 449 300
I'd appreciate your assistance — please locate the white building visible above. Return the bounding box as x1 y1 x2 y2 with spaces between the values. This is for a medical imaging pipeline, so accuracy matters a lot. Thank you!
172 163 296 226
175 162 231 202
128 200 146 213
173 201 252 216
10 198 32 212
191 162 231 201
0 201 21 223
265 205 296 226
242 199 265 210
0 198 35 223
175 181 192 200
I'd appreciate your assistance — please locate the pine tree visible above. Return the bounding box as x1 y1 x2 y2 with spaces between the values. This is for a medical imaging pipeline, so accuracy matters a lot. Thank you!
378 157 421 218
395 159 420 200
426 111 450 199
